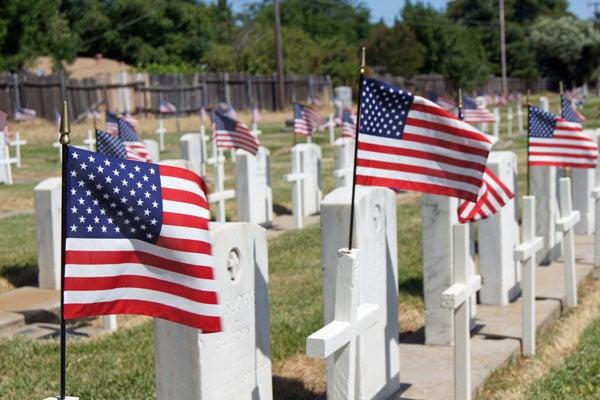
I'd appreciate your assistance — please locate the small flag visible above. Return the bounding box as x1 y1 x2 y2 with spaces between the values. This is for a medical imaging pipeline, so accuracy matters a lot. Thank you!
561 94 584 123
293 103 320 136
462 95 496 124
105 111 119 136
63 146 221 332
457 167 514 223
122 112 139 130
341 108 356 138
211 111 260 155
103 112 150 162
355 77 492 202
14 107 36 121
528 105 597 169
427 92 455 112
96 129 150 163
159 100 177 114
0 111 12 145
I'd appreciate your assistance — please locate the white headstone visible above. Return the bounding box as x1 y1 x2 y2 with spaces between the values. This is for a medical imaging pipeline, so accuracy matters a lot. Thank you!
143 139 160 163
235 147 273 226
34 177 62 289
156 118 166 151
539 96 549 112
421 195 476 345
334 86 352 109
530 166 561 264
320 186 400 398
493 107 500 137
506 107 513 137
180 132 208 176
296 143 321 216
556 178 580 308
154 222 272 400
158 159 191 169
572 167 595 235
517 103 524 134
328 113 335 145
333 137 354 188
207 146 235 223
478 151 521 304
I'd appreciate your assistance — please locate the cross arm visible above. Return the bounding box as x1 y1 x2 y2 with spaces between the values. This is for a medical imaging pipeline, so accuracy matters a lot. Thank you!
514 236 544 261
206 155 226 165
441 275 481 310
333 168 352 178
556 210 581 232
306 303 380 359
207 189 235 203
284 172 307 182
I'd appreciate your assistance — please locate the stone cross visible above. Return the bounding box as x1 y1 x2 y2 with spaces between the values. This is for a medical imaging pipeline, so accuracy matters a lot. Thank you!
154 222 272 400
572 130 598 235
284 143 322 228
493 107 500 138
83 129 96 151
441 223 482 400
10 131 26 168
0 135 17 185
333 137 354 188
320 186 400 398
513 196 543 356
143 139 160 163
592 187 600 279
284 151 307 229
556 177 581 308
251 121 261 136
34 176 118 331
207 142 235 222
506 106 513 137
328 113 335 145
478 152 520 305
155 117 166 151
530 166 562 264
235 147 273 226
517 102 524 134
306 249 380 400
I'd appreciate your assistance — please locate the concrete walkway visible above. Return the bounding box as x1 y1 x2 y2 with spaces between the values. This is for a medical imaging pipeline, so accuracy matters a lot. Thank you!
395 235 596 400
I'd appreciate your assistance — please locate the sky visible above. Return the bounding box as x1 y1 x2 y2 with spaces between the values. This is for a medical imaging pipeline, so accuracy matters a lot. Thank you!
228 1 593 25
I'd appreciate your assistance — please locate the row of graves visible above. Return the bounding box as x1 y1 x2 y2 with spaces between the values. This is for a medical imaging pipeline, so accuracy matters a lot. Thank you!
1 72 599 399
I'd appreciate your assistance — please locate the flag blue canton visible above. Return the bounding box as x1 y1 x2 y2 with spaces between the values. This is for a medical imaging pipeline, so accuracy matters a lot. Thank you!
359 77 413 139
462 95 478 110
342 109 354 123
213 112 238 131
561 95 581 123
65 146 162 243
106 111 118 125
528 106 557 138
118 118 140 141
96 129 127 159
294 103 303 119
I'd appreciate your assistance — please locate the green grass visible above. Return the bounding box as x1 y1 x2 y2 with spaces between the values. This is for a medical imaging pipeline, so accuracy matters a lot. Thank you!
524 317 600 400
0 214 38 288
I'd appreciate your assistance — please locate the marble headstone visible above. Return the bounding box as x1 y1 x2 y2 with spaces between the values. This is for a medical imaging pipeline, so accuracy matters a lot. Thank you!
478 152 521 304
571 129 598 235
143 139 160 163
334 86 353 109
34 177 62 289
235 147 273 226
333 137 355 188
321 186 400 398
291 143 322 217
180 133 203 176
530 166 562 264
154 223 272 400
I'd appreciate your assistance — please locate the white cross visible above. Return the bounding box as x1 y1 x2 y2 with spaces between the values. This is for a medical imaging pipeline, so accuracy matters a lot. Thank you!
284 152 307 228
517 103 524 134
199 124 209 176
155 117 166 151
513 195 543 356
328 113 335 145
493 107 500 138
207 141 235 222
0 145 17 185
10 131 26 168
441 223 482 400
506 107 513 137
556 177 581 308
306 248 380 400
83 129 96 151
333 166 352 186
591 187 600 279
251 122 262 136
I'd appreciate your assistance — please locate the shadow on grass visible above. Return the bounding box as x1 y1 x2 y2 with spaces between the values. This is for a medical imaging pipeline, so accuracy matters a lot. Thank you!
399 276 423 298
0 263 38 287
273 375 324 400
273 203 292 216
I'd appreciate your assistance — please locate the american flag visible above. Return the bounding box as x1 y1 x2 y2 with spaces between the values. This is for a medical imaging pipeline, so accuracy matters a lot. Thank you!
457 167 514 223
341 108 356 138
528 105 597 168
122 112 139 129
14 106 36 121
356 77 492 202
561 94 585 123
104 112 150 162
63 147 222 332
293 103 320 136
159 100 177 114
0 111 12 145
96 129 149 163
211 111 260 155
462 95 496 124
106 112 119 136
427 92 455 112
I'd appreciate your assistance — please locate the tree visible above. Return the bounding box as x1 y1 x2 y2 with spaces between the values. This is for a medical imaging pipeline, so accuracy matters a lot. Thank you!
530 16 600 85
367 22 424 77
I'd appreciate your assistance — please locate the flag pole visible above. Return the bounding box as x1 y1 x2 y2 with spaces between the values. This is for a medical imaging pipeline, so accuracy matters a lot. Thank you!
526 90 531 196
458 88 464 120
559 81 564 115
59 100 71 400
347 46 366 249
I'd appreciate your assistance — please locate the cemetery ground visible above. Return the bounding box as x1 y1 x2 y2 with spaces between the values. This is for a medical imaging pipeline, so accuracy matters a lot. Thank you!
0 98 599 398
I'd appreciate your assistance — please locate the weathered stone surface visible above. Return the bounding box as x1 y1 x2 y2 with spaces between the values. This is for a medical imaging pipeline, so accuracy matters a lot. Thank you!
333 137 354 188
34 177 62 290
530 166 562 264
235 147 273 226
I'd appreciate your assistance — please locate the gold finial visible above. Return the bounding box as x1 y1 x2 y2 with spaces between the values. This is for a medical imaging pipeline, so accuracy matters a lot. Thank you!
360 46 366 74
559 81 564 95
59 101 71 145
458 88 463 109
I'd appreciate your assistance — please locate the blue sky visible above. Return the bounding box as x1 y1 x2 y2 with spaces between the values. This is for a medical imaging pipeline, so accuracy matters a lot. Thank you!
229 1 592 25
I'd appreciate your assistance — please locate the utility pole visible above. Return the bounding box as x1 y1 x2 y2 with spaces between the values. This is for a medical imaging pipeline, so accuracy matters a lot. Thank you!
274 0 285 110
499 0 508 97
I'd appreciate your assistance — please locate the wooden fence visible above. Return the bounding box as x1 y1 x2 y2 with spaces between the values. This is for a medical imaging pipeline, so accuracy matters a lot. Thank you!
0 71 333 121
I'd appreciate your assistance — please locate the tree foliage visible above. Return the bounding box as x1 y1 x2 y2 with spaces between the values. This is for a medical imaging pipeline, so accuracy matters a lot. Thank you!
0 0 597 89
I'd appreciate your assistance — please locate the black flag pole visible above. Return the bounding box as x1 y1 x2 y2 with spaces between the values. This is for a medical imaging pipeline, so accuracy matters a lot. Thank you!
458 88 463 121
526 90 531 196
347 46 366 249
59 100 71 400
